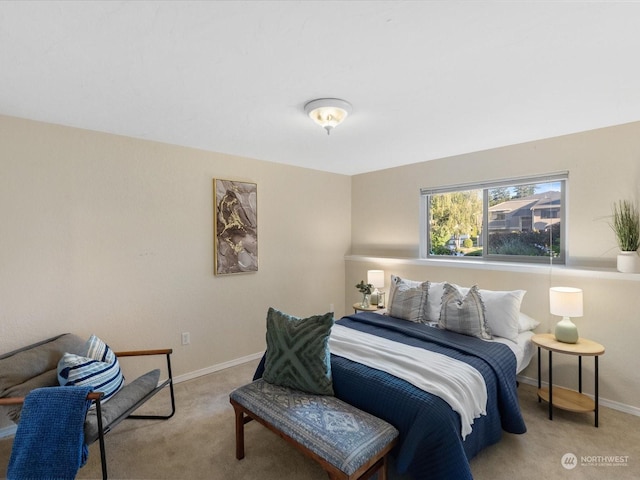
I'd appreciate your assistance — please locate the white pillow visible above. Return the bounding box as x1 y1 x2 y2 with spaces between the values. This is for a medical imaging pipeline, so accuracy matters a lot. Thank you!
426 281 446 322
518 312 540 332
478 289 526 342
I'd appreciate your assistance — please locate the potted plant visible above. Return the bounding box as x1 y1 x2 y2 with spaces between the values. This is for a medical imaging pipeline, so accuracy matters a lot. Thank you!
355 280 373 308
610 199 640 273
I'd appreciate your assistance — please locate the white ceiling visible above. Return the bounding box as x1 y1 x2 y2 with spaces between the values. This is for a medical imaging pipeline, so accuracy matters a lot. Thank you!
1 1 639 175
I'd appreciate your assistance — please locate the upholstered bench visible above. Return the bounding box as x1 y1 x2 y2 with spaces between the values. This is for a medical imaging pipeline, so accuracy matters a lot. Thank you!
229 379 399 480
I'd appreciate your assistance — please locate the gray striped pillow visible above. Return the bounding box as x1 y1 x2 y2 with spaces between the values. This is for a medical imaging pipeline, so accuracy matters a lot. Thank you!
439 283 492 340
388 276 429 323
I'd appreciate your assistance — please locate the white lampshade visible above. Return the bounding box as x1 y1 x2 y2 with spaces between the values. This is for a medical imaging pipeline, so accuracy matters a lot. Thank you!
550 286 583 344
367 270 385 289
549 287 583 317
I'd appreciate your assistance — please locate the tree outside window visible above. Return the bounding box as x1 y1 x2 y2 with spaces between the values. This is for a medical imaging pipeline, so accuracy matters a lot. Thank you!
423 175 566 264
429 190 482 255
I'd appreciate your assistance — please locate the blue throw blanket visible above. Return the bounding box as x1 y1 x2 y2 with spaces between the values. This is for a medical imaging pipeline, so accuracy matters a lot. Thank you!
8 386 94 480
255 312 526 480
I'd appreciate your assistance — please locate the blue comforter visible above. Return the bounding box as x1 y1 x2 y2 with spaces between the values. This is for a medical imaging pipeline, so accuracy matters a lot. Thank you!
255 312 526 480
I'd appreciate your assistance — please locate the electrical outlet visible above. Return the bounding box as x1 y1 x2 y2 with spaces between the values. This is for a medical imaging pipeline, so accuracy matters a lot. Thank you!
181 332 190 345
329 303 334 312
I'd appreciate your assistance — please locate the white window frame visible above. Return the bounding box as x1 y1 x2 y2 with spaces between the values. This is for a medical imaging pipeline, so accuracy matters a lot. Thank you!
419 172 568 265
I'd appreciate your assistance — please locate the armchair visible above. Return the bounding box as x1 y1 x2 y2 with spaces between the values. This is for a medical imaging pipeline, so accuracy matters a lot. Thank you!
0 334 175 480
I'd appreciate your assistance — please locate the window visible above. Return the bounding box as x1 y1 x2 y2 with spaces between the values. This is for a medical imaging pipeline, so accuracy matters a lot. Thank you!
420 172 567 264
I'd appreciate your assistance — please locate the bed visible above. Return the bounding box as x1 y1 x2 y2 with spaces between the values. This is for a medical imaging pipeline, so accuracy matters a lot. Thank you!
254 310 531 480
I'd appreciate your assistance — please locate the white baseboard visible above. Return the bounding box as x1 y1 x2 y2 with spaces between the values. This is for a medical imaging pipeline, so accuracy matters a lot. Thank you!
172 351 264 385
517 374 640 417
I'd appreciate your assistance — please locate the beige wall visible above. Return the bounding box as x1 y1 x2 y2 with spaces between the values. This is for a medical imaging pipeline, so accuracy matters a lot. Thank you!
2 114 640 433
351 122 640 264
0 115 351 430
348 122 640 413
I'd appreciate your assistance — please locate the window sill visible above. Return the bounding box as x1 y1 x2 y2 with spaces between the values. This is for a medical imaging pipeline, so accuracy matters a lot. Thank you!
345 255 640 281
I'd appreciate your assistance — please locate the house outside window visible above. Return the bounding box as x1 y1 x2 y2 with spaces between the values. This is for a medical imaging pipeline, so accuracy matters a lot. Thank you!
420 172 567 264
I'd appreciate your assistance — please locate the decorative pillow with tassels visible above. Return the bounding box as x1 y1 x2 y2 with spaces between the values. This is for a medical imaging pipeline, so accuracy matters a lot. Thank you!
439 283 492 340
388 275 430 323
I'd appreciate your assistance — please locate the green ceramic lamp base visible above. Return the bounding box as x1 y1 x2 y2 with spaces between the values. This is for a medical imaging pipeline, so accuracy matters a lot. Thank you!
555 317 578 343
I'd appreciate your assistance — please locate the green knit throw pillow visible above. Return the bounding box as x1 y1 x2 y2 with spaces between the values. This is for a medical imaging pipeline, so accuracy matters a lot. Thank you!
263 307 334 395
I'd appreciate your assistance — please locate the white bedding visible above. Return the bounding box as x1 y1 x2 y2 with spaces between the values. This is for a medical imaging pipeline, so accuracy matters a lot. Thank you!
329 324 487 439
489 330 535 374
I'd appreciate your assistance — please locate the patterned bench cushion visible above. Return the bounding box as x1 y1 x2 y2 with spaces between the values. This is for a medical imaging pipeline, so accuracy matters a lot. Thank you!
230 379 398 476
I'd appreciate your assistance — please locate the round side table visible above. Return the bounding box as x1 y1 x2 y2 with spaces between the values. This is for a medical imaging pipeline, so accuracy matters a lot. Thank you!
352 303 379 314
532 333 605 427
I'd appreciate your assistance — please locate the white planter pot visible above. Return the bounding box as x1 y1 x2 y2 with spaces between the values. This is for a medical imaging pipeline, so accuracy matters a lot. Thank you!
617 251 640 273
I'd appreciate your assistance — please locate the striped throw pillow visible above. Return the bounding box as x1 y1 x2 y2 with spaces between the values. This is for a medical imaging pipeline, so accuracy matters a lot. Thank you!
57 335 124 403
439 283 492 340
388 275 429 323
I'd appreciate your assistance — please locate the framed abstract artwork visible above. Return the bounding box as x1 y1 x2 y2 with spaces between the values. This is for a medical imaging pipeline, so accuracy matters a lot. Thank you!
213 179 258 275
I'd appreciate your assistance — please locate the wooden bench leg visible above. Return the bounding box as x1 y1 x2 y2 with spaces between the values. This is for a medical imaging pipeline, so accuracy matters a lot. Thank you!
380 455 388 480
233 404 245 460
353 455 388 480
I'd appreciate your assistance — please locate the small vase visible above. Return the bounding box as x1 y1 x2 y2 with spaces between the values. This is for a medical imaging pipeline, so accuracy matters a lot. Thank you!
361 294 370 308
617 251 639 273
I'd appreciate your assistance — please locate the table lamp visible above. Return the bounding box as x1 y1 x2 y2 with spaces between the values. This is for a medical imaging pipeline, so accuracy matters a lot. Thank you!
367 270 385 308
549 286 583 344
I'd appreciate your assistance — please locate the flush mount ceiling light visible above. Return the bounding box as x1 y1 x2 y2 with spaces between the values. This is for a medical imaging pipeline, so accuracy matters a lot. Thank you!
304 98 352 135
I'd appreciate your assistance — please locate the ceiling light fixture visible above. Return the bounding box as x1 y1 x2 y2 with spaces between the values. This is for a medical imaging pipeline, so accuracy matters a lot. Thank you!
304 98 352 135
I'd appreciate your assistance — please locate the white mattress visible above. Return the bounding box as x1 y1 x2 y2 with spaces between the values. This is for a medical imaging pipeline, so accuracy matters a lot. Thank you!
489 330 536 374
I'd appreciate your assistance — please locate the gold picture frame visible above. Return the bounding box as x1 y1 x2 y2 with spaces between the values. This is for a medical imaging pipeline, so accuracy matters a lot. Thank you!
213 179 258 275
